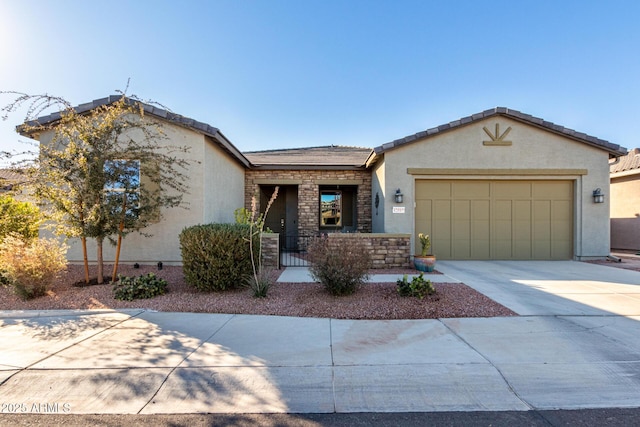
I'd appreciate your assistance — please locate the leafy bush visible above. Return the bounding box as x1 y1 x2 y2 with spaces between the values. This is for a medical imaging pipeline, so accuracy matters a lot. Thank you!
307 235 371 296
396 273 436 299
0 195 41 242
0 235 67 300
113 273 168 301
179 223 259 292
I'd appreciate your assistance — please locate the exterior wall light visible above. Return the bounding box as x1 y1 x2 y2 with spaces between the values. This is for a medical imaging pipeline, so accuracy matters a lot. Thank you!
394 188 403 203
593 188 605 204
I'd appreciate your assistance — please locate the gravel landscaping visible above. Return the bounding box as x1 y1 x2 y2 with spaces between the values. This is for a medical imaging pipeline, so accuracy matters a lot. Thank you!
0 264 517 319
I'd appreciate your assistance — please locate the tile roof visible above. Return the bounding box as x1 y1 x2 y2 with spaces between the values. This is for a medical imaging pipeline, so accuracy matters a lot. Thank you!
0 169 25 182
374 107 627 158
20 95 251 168
0 168 26 191
245 145 373 169
611 148 640 174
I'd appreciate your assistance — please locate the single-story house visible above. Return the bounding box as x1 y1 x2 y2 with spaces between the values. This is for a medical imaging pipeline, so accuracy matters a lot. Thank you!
610 148 640 251
21 98 626 265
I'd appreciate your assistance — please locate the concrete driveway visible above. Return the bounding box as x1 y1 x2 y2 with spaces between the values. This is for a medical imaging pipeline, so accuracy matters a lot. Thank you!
436 260 640 316
0 261 639 415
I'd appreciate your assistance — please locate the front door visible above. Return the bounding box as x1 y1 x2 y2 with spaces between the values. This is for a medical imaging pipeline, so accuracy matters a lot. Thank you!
260 185 298 250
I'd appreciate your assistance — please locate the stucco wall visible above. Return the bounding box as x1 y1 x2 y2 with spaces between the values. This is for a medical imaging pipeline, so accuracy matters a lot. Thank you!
377 116 612 259
39 117 246 265
245 169 372 236
610 173 640 250
203 136 246 224
65 119 206 264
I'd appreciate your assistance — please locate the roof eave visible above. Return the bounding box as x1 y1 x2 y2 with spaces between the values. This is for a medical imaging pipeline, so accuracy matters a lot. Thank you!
250 164 368 171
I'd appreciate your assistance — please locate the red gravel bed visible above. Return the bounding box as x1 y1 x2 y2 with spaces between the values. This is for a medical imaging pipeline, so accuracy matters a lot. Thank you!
0 264 516 319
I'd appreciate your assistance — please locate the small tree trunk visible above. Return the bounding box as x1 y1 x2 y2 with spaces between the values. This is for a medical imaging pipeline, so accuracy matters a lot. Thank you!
112 221 124 282
79 205 90 284
97 236 104 284
112 194 127 282
81 237 90 284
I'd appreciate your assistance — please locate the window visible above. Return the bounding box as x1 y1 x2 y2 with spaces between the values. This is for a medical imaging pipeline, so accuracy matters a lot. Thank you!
104 159 140 218
320 190 341 227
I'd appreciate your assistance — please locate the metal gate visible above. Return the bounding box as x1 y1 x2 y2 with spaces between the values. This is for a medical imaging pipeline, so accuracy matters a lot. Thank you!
280 232 315 267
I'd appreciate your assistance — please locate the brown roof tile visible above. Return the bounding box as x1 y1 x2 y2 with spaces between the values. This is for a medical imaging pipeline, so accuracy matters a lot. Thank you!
21 95 251 168
611 148 640 174
245 145 373 169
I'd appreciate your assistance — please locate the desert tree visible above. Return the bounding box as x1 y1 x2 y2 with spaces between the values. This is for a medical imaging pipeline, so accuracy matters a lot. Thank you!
1 89 192 284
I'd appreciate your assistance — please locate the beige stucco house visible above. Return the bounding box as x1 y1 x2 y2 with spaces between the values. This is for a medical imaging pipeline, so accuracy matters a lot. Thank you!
610 148 640 251
23 96 249 265
22 100 626 264
369 108 625 260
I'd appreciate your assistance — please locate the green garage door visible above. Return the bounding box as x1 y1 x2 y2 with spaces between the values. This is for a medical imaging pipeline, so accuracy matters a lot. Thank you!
415 180 573 260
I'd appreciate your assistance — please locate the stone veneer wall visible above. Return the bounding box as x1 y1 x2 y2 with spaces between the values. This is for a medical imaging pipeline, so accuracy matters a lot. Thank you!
245 169 372 236
260 233 279 269
259 233 410 270
324 233 411 269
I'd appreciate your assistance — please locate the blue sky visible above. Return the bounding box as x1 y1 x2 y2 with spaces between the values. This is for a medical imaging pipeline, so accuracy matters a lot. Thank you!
1 0 639 163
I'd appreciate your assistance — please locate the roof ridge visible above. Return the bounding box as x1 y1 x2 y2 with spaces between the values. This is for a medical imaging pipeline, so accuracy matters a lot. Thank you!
374 107 626 157
244 145 372 154
20 95 250 168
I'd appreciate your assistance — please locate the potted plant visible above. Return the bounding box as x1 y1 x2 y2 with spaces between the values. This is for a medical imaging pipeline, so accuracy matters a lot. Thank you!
413 233 436 272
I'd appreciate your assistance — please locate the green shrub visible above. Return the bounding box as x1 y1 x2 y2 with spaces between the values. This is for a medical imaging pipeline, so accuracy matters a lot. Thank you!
0 235 67 300
396 273 436 299
0 195 41 242
307 235 371 296
113 273 168 301
179 223 259 292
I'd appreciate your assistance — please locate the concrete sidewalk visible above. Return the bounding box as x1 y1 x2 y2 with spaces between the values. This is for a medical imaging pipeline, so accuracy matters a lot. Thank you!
1 311 640 414
1 261 639 415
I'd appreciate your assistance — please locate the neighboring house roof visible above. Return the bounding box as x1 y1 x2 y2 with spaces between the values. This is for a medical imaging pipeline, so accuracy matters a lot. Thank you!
19 95 251 168
0 168 26 191
373 107 627 159
610 148 640 177
245 145 373 170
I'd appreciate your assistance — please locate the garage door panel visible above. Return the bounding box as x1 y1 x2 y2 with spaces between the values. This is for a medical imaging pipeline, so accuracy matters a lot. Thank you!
415 200 432 222
417 181 451 199
494 181 532 198
533 201 551 240
553 240 573 259
432 200 452 258
415 180 573 260
452 200 471 258
513 201 532 245
494 200 512 240
453 182 490 199
533 181 572 199
472 201 490 239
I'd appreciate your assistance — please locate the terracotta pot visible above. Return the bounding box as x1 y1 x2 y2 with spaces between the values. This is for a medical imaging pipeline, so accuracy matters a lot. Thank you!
413 255 436 272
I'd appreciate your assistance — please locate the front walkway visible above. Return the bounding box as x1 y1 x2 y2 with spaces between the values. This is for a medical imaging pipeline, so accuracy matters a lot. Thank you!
276 267 460 284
